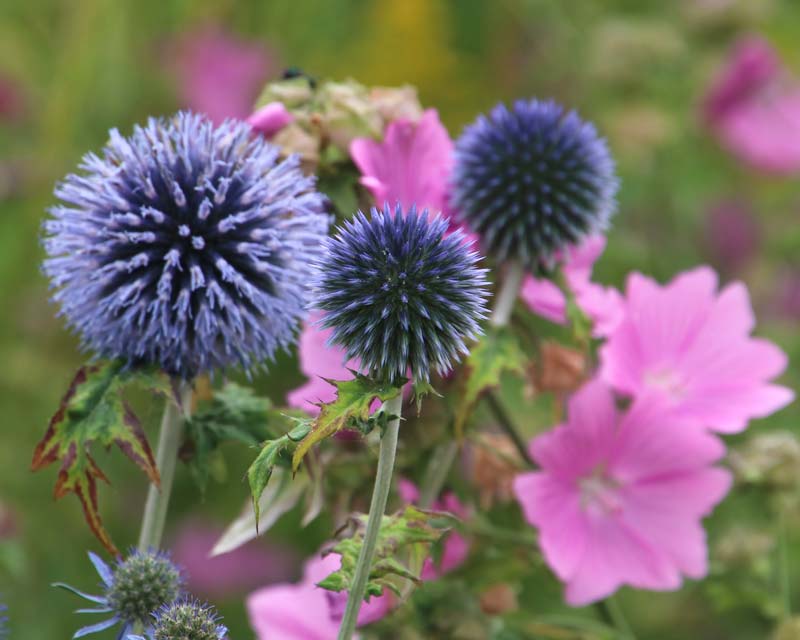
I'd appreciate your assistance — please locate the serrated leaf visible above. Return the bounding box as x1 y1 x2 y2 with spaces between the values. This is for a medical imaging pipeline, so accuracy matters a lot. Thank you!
247 418 312 525
181 383 274 493
291 371 404 472
31 361 164 555
317 505 450 601
411 379 440 415
455 327 529 438
212 468 309 556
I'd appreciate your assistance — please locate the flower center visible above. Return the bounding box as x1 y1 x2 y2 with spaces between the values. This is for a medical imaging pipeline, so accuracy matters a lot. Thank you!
578 466 622 516
645 367 686 401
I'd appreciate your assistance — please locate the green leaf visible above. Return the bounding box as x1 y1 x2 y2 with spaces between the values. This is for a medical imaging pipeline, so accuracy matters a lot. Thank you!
411 379 441 415
247 417 312 525
31 361 165 555
317 505 450 599
181 383 273 493
291 371 404 472
455 327 529 438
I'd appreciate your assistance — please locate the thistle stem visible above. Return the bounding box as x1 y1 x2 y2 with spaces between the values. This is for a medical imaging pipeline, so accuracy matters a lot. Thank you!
490 260 525 327
337 393 403 640
137 381 192 551
484 390 535 468
418 440 459 509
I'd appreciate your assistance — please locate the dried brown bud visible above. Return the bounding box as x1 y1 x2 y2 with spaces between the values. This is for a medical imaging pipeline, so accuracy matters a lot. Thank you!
369 85 423 124
479 583 518 616
470 433 523 509
535 341 587 394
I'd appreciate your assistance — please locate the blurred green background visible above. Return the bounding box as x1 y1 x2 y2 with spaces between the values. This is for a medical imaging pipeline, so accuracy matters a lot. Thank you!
1 0 799 637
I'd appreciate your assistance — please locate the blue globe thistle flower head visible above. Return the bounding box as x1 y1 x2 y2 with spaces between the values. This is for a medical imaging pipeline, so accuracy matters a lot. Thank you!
55 548 184 639
0 602 6 638
312 203 489 384
451 98 618 266
127 598 227 640
43 111 330 379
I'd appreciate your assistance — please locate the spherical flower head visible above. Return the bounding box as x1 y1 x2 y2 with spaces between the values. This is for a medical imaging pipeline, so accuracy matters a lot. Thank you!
451 98 618 266
312 204 489 384
57 549 184 638
107 549 184 627
43 111 330 378
150 598 227 640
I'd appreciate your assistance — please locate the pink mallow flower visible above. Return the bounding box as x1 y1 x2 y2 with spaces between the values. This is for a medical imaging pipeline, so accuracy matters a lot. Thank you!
287 312 359 416
170 26 274 124
520 236 624 337
397 479 469 580
600 266 794 433
350 109 453 215
513 380 732 606
248 552 392 639
170 518 297 599
703 36 800 175
247 102 294 138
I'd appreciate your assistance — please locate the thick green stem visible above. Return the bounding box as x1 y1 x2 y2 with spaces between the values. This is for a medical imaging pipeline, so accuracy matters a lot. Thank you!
337 394 403 640
137 381 192 551
490 260 525 328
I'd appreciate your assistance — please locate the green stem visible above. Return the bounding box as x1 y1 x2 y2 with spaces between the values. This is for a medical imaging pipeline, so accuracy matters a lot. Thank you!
779 507 792 618
598 596 636 640
337 393 403 640
418 440 458 509
137 381 192 551
490 260 525 328
484 389 535 468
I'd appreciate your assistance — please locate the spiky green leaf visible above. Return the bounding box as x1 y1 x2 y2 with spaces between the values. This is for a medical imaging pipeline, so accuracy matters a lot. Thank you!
31 361 167 554
455 327 529 437
317 505 450 599
291 372 404 472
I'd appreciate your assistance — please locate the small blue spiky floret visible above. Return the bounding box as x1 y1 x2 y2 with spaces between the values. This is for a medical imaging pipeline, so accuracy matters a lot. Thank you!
127 598 227 640
55 549 184 639
43 111 330 378
312 203 489 384
451 98 618 266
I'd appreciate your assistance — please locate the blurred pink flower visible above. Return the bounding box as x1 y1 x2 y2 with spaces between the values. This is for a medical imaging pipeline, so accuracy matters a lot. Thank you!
519 236 624 337
287 313 360 416
773 270 800 321
397 479 469 580
703 199 760 275
600 266 794 433
704 36 800 174
247 102 294 138
248 552 392 639
513 380 732 606
170 26 275 123
170 518 297 599
351 109 452 215
0 72 25 123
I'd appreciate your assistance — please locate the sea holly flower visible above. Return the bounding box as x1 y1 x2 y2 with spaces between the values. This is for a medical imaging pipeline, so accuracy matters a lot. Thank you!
0 602 6 638
519 235 624 337
350 109 454 217
703 36 800 175
513 380 732 606
451 98 618 266
312 204 489 384
42 111 329 379
127 598 227 640
56 549 184 638
599 266 794 433
247 552 392 639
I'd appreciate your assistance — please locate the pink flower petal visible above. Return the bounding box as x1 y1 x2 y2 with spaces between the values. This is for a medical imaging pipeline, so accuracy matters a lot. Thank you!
247 102 294 138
